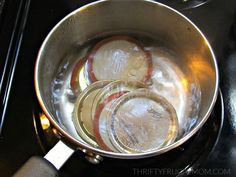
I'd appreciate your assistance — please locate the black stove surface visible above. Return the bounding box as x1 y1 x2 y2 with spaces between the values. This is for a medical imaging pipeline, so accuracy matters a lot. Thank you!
1 0 236 177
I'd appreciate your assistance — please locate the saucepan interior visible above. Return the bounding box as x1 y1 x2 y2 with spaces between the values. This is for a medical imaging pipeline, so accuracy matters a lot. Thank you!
35 0 218 158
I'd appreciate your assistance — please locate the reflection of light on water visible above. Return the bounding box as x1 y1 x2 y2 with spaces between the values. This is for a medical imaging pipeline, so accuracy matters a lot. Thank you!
40 113 50 130
79 66 88 91
148 47 201 136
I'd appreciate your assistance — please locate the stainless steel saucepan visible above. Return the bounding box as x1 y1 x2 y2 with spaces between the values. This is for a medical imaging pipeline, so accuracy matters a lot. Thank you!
13 0 218 176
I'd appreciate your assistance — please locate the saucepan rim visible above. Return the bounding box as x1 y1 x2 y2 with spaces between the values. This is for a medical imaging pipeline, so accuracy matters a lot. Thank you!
34 0 219 159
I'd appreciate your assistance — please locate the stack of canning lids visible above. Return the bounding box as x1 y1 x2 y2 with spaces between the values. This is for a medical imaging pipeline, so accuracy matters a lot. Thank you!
71 36 179 153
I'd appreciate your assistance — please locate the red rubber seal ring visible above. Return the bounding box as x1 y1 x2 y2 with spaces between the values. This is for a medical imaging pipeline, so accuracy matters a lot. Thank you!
93 91 126 152
70 58 86 94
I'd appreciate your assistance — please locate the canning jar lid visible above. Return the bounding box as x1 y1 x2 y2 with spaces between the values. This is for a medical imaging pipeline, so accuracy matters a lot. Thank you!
106 89 179 153
72 80 111 147
93 92 125 152
91 80 146 121
92 80 146 151
87 35 153 83
70 58 91 94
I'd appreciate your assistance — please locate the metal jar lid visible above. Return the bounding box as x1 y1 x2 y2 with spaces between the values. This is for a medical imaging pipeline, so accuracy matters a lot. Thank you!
70 58 92 94
87 35 153 83
93 92 125 152
91 80 146 121
106 89 179 153
72 80 111 147
91 80 146 151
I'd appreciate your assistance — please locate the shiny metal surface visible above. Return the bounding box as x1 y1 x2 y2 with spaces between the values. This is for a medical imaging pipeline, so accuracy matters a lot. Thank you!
35 0 218 158
72 80 111 147
106 89 179 153
157 0 210 10
85 153 103 165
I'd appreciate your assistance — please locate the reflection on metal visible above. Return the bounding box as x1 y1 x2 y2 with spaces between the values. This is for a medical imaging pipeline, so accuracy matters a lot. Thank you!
225 53 236 133
33 109 64 153
52 128 58 135
181 78 189 91
40 113 50 130
230 90 236 132
79 66 88 91
85 152 103 164
189 56 215 81
156 0 210 10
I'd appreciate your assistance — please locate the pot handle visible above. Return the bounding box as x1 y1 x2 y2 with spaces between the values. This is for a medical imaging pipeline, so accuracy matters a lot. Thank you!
12 140 74 177
12 156 58 177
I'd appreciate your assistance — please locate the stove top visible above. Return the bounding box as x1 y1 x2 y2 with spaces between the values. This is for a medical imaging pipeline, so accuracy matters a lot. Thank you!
1 0 236 177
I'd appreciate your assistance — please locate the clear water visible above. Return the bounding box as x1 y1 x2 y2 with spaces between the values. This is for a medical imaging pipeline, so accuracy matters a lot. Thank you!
51 32 201 149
